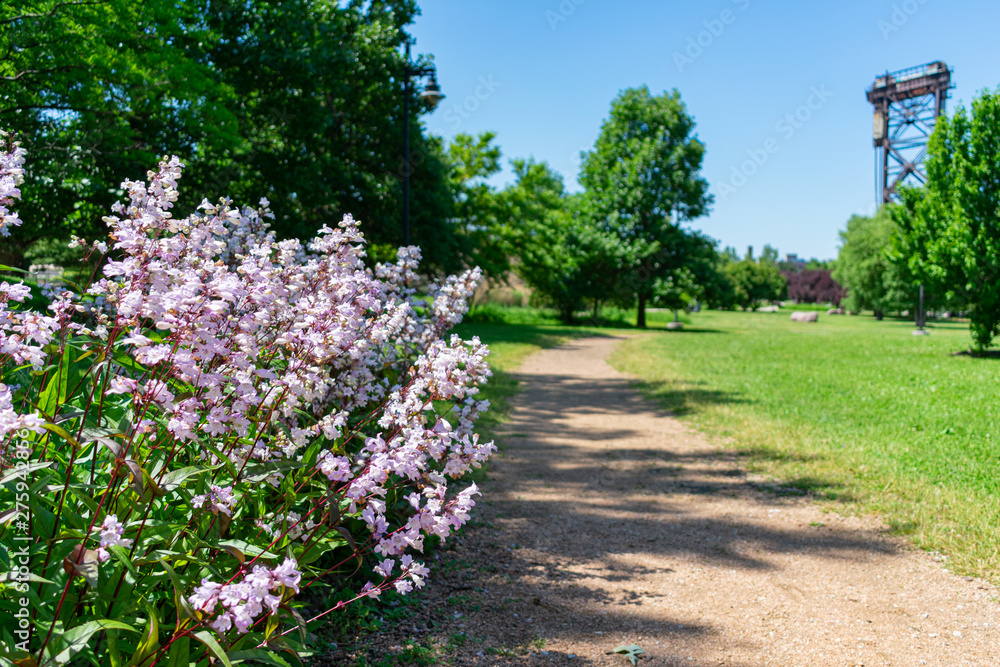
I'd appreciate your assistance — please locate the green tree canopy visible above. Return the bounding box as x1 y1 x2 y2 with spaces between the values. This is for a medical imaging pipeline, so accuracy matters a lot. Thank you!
892 88 1000 350
1 0 461 270
579 86 713 327
503 160 583 320
444 132 506 277
0 0 235 266
833 207 912 319
723 249 786 311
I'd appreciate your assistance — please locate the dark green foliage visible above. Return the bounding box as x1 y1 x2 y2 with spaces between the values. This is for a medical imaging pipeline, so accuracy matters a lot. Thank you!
0 0 462 270
0 0 236 266
834 207 913 318
444 132 507 277
892 88 1000 350
503 162 591 321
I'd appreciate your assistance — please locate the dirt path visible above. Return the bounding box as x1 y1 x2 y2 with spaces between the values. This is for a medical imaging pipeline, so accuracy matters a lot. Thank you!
338 336 1000 666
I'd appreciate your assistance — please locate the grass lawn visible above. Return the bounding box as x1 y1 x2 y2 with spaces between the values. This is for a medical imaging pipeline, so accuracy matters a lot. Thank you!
609 310 1000 581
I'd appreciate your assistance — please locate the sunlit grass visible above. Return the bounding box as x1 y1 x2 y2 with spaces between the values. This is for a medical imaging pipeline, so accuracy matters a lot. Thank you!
609 310 1000 581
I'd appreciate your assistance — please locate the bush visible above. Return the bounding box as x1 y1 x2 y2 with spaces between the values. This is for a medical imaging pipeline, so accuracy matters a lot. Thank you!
0 142 494 665
782 269 846 305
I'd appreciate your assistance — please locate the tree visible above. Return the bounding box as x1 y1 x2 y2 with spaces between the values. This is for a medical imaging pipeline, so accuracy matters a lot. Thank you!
833 208 911 319
724 249 786 310
502 160 587 321
0 0 235 267
1 0 462 270
892 88 1000 350
445 132 506 277
579 86 713 328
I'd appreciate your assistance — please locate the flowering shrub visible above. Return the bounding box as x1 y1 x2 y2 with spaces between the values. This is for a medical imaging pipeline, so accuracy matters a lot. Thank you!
0 134 494 665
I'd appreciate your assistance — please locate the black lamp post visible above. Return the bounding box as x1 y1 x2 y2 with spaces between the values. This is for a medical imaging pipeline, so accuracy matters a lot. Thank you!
402 39 444 247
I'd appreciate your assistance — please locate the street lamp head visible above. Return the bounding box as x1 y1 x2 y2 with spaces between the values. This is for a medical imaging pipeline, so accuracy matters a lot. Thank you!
421 74 444 109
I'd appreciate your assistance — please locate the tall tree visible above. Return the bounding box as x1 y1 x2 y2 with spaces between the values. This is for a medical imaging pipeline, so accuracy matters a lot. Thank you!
892 89 1000 350
1 0 459 270
579 86 713 327
0 0 235 267
504 161 583 321
833 208 911 319
445 132 506 277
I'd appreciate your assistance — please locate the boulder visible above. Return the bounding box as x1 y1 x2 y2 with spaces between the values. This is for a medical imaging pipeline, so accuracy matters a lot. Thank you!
666 321 684 330
757 305 780 313
790 311 818 322
826 307 845 315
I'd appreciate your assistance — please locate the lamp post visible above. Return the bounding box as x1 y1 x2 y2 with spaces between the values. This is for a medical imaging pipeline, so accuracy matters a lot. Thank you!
402 39 444 247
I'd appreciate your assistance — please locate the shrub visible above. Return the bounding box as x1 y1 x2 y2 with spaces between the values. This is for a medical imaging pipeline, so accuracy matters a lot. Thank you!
0 139 494 665
782 269 846 305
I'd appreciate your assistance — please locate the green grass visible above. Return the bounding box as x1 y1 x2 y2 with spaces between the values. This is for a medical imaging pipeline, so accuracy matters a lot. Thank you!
609 310 1000 581
466 302 690 330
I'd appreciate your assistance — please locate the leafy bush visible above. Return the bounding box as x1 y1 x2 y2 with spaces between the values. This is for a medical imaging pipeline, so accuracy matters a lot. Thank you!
0 139 494 665
782 269 846 306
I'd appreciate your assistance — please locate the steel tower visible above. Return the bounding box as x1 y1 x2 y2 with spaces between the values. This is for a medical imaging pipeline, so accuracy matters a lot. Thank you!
867 61 952 203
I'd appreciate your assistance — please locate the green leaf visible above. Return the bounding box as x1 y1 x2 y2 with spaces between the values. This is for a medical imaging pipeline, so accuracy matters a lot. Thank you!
608 644 645 666
111 350 150 377
336 527 361 568
217 539 278 560
282 605 308 644
36 347 83 419
108 545 141 581
158 558 198 621
107 629 122 667
127 602 160 667
164 636 189 667
229 649 292 667
40 422 80 450
242 460 303 484
0 461 53 485
193 631 233 667
46 620 135 665
159 465 215 493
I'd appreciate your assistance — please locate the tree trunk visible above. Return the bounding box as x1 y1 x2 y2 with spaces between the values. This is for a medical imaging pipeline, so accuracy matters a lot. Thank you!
673 309 680 323
637 293 647 329
593 299 600 322
874 310 884 321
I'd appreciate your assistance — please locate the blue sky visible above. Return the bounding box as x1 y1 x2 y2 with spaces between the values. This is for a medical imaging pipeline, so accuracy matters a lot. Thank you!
409 0 1000 260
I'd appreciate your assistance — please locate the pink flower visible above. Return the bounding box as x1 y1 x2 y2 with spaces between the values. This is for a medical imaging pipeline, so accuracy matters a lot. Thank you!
95 514 133 562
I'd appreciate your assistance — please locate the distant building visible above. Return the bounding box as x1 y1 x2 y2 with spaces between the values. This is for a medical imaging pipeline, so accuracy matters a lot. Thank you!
783 253 807 271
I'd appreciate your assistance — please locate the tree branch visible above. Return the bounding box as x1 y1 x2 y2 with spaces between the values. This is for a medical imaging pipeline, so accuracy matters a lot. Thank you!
2 65 82 82
0 0 109 25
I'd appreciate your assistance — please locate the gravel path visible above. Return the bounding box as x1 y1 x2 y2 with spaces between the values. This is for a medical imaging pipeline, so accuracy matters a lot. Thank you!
339 336 1000 666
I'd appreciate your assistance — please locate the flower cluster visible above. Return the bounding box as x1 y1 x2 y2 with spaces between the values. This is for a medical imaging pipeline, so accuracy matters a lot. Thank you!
189 558 302 634
192 485 237 516
96 515 133 563
0 281 56 437
0 131 25 238
0 139 495 658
